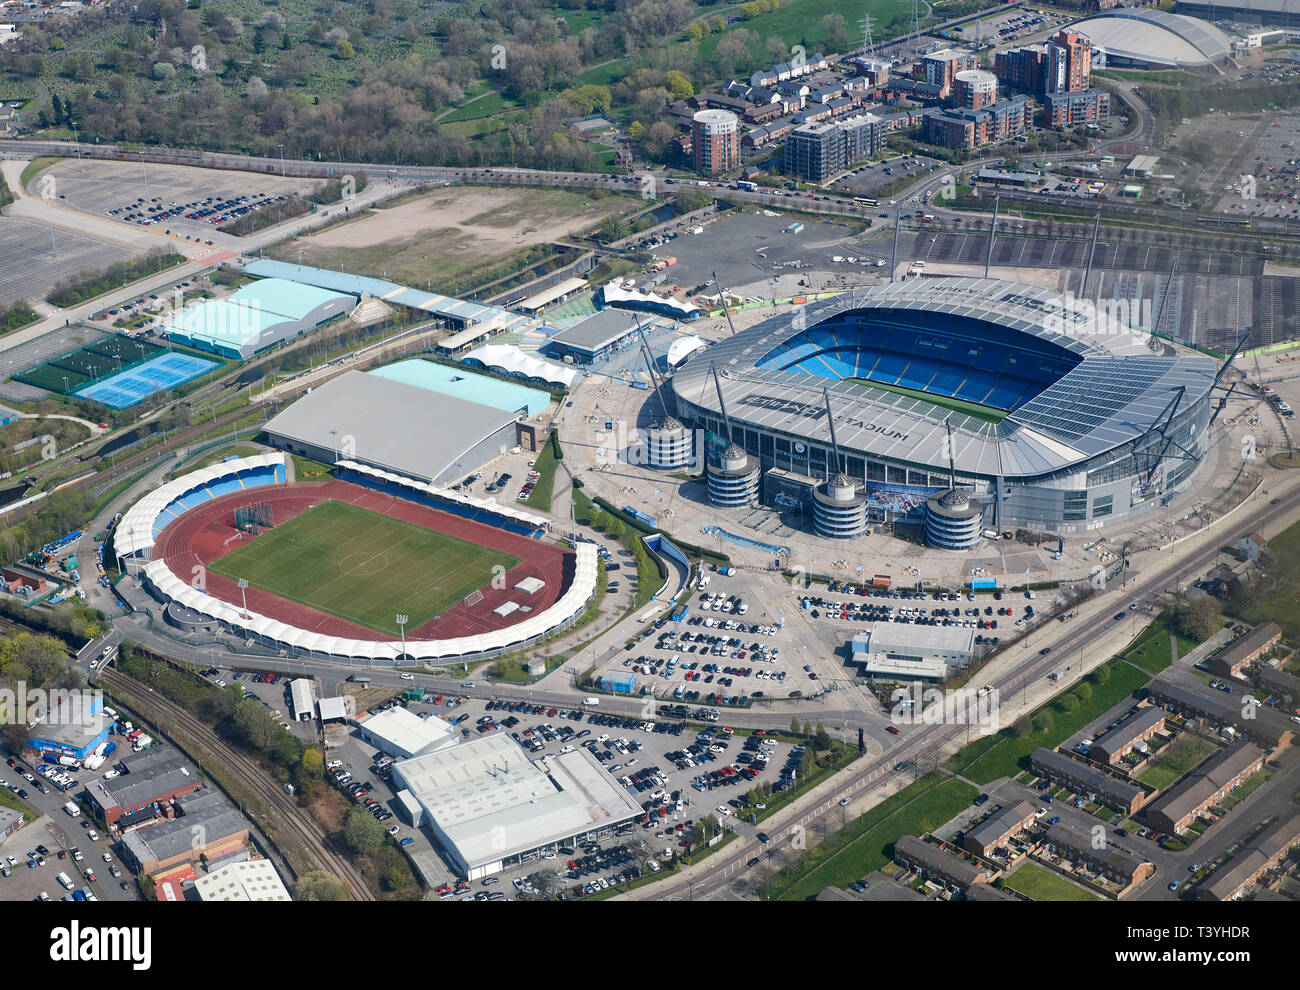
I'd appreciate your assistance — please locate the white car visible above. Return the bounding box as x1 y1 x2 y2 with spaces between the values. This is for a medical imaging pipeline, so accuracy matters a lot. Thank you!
716 805 733 817
387 825 401 836
399 673 415 681
102 770 120 780
102 852 113 863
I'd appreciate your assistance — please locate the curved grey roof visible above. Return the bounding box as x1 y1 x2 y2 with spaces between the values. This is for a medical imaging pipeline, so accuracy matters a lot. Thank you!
670 278 1217 482
1073 10 1231 66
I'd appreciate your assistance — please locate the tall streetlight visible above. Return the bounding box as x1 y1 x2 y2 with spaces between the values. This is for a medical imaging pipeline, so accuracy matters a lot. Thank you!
396 614 408 661
238 578 250 619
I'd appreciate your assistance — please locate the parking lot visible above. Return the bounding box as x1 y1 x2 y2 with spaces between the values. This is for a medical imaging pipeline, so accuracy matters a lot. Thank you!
200 666 319 742
1 759 135 902
40 158 323 242
319 687 809 897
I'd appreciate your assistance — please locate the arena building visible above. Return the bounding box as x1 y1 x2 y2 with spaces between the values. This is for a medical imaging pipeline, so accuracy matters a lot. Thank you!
669 278 1220 536
1070 9 1233 69
166 277 356 360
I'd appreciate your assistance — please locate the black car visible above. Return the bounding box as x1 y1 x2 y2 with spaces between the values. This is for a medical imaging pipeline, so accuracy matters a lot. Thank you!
973 794 990 806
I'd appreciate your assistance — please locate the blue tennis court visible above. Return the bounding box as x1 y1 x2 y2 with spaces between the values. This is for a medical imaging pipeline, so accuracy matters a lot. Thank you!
75 352 220 409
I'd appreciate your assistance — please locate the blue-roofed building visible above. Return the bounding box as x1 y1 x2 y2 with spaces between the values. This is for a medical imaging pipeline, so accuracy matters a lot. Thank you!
598 668 637 694
166 277 356 359
369 360 552 419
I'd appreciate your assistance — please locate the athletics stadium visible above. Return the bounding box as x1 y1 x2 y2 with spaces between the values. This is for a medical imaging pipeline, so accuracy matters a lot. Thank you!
115 453 597 662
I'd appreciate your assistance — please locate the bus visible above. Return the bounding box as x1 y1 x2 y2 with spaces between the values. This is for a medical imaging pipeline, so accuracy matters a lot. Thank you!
853 197 878 207
347 675 372 684
1198 215 1250 228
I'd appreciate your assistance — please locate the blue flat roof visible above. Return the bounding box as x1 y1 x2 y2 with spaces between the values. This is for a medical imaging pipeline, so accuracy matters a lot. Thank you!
368 360 551 419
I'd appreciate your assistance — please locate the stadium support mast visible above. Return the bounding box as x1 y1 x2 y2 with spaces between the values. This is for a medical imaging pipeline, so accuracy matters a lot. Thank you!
1081 212 1101 299
1152 252 1178 348
945 419 957 491
1211 330 1251 390
1133 385 1195 485
636 319 672 418
710 361 735 445
712 271 737 336
984 195 999 278
823 388 845 475
891 210 901 282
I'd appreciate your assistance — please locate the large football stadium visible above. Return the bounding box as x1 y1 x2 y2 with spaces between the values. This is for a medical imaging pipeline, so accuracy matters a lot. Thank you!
670 278 1222 535
115 453 597 662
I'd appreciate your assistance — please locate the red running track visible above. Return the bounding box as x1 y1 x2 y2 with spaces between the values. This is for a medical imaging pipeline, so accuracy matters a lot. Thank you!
152 480 574 643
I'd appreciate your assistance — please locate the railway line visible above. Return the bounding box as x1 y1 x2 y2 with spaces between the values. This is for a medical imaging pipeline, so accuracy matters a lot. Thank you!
97 665 374 901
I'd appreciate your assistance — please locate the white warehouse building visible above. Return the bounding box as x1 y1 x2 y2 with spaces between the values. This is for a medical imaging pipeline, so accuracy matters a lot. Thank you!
391 733 643 879
355 707 458 760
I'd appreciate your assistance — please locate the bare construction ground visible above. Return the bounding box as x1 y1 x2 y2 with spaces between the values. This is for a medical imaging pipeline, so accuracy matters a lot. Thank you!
272 186 638 293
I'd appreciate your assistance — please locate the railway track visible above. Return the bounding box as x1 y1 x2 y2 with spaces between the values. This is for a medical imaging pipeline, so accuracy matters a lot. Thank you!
98 666 374 901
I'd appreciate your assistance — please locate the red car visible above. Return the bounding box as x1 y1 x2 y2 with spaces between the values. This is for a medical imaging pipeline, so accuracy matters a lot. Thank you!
886 725 901 735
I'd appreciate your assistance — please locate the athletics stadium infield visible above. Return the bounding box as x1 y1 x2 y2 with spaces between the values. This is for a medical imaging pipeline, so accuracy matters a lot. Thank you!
153 480 573 643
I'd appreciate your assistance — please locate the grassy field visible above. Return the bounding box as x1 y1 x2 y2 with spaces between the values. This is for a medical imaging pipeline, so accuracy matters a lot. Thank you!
271 187 637 297
1120 614 1180 675
1002 862 1100 901
523 438 560 513
1239 517 1300 642
765 773 977 901
846 378 1009 423
947 656 1153 784
1137 735 1216 791
208 500 519 636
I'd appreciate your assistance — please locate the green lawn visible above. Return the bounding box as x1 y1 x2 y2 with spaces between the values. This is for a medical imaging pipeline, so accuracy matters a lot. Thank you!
766 773 977 901
1121 614 1176 675
1239 517 1300 642
524 440 560 512
947 657 1152 784
1137 736 1216 790
208 500 519 636
1002 862 1100 901
846 378 1008 423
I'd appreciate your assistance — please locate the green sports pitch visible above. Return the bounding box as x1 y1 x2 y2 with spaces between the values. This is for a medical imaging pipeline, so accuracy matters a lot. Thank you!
207 500 520 636
846 379 1008 424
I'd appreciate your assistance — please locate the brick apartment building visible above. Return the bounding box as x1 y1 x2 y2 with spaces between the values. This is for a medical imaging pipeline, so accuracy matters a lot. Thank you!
1030 747 1147 815
1200 813 1300 900
783 113 884 182
1090 706 1167 766
691 109 740 175
922 95 1032 150
894 835 998 892
1143 743 1266 836
995 29 1108 129
963 800 1038 857
1043 89 1110 127
1208 622 1283 680
917 49 980 99
1258 664 1300 704
1041 822 1156 890
1146 677 1296 750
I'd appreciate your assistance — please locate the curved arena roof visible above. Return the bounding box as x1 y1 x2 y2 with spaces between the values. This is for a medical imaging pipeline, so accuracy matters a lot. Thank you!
1072 9 1231 68
671 278 1217 481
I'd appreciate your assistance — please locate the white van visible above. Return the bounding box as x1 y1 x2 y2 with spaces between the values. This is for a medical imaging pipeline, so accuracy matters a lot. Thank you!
582 697 600 707
57 872 76 891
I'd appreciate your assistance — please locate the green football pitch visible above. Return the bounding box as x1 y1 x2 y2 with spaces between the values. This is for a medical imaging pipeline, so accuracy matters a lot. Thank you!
846 379 1008 423
207 500 521 636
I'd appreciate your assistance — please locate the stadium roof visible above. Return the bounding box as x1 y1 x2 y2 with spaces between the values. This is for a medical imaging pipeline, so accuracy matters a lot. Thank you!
1072 9 1232 66
393 734 643 871
116 452 286 559
368 359 552 418
519 276 588 312
600 282 702 319
166 278 355 355
672 278 1217 481
265 370 519 482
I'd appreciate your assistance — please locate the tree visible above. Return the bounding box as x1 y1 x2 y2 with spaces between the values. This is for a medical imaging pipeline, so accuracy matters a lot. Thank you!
819 12 850 52
790 716 802 737
342 807 386 856
813 722 831 750
380 863 407 892
665 69 693 101
1010 715 1033 738
1171 597 1222 643
301 747 324 775
295 871 347 900
335 39 355 59
606 517 626 540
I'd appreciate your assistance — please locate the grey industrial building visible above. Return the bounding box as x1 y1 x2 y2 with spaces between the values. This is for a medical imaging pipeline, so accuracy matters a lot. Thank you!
264 369 530 485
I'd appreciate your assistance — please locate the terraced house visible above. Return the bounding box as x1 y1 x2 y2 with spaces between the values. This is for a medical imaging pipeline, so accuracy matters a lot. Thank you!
1143 743 1266 836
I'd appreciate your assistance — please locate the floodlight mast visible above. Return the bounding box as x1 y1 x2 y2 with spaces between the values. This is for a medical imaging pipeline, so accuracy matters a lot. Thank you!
946 419 957 491
635 320 672 418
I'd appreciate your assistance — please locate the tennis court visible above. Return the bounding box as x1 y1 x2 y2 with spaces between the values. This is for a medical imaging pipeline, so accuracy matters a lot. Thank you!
75 352 220 408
